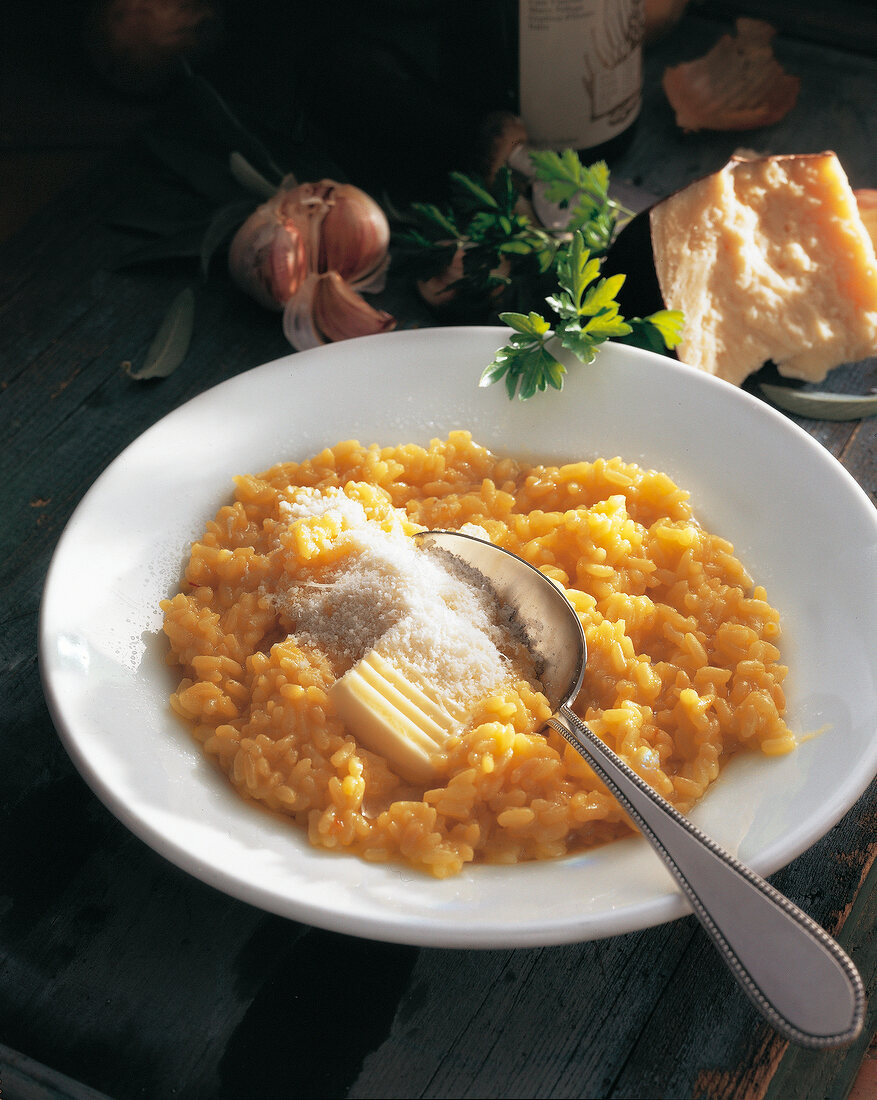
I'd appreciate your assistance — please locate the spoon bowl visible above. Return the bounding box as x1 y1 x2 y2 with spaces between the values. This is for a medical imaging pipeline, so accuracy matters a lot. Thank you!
415 529 865 1049
416 528 586 710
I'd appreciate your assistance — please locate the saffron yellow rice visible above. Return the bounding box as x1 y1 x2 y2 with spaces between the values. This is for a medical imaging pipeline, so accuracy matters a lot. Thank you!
161 431 794 878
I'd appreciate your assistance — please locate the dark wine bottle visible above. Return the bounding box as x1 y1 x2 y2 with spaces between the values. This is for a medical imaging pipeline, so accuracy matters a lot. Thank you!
517 0 645 160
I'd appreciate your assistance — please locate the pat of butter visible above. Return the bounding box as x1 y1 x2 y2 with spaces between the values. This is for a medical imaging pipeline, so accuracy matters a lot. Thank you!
329 650 467 783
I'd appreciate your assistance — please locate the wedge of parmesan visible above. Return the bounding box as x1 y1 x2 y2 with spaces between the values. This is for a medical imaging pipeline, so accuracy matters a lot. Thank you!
606 152 877 385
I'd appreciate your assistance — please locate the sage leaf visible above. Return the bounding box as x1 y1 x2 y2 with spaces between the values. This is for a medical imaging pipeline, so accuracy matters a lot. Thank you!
126 287 195 380
183 67 285 184
229 152 280 200
143 129 240 204
200 198 256 277
760 384 877 421
114 227 206 268
108 209 203 237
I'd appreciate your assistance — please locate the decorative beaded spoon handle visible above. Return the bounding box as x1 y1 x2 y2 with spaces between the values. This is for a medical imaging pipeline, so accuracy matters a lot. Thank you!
417 530 865 1048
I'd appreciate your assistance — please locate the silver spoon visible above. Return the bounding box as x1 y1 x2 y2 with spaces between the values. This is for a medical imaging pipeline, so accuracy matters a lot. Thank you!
416 530 865 1048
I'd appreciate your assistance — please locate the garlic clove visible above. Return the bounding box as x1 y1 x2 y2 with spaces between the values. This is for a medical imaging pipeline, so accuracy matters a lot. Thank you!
269 222 309 303
274 180 334 270
477 111 528 185
318 183 391 285
230 176 393 335
228 202 308 310
350 253 390 296
283 271 395 350
252 178 391 288
313 271 395 343
281 272 322 351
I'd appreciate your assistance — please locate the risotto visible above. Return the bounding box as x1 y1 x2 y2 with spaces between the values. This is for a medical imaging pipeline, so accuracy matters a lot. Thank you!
161 431 795 877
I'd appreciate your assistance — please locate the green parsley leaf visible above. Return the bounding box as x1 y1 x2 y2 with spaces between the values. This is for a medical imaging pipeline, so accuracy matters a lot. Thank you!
398 151 623 306
618 310 685 354
555 325 600 365
528 150 628 253
643 309 685 347
502 311 552 338
480 311 566 399
529 150 609 208
483 232 684 400
580 273 627 315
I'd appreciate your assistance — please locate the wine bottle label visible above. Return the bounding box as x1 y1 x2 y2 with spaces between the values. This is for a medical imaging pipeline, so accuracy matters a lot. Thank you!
519 0 645 150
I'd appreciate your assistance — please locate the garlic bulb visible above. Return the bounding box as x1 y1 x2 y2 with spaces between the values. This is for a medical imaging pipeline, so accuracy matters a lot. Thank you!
228 176 394 349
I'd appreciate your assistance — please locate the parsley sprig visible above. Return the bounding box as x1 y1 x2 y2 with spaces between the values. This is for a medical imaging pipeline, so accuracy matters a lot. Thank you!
394 149 627 315
480 231 684 400
528 149 630 254
396 166 556 309
397 146 684 399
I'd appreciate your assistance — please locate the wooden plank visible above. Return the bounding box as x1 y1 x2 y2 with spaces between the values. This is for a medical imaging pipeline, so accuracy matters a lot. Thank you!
0 270 287 610
760 852 877 1100
347 924 700 1099
342 780 877 1099
0 1043 115 1100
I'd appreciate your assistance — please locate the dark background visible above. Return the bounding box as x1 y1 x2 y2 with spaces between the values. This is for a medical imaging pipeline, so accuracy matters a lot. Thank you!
3 0 877 243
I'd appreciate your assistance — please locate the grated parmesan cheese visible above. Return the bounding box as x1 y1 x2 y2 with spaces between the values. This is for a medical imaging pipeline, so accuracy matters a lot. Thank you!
272 487 531 714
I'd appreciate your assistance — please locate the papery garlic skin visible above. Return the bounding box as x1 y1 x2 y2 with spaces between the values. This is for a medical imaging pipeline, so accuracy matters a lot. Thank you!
314 271 395 342
228 200 308 310
283 272 395 351
282 273 321 351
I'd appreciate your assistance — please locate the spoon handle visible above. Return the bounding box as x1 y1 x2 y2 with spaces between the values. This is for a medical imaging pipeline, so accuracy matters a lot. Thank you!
550 706 865 1048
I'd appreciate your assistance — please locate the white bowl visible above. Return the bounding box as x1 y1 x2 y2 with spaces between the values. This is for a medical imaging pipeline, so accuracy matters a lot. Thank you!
39 327 877 947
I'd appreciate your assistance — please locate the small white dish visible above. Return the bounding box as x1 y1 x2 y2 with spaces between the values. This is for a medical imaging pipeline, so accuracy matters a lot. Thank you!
39 328 877 947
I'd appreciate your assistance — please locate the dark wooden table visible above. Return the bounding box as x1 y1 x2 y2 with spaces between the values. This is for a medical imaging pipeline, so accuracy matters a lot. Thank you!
2 5 877 1099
